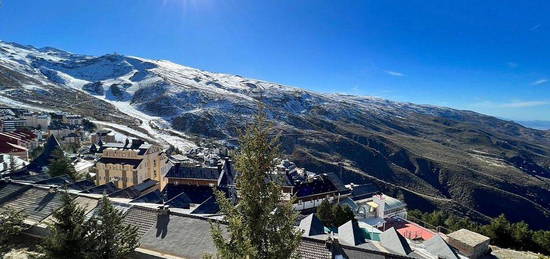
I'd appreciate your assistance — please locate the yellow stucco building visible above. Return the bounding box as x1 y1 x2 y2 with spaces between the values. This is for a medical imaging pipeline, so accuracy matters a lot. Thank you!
95 139 166 189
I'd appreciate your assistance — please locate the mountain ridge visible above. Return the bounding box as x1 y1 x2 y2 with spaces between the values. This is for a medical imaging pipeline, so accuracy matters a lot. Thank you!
1 40 549 229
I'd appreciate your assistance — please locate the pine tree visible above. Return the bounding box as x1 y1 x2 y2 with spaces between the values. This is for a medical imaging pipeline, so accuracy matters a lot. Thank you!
0 207 26 251
482 214 512 248
210 108 302 259
510 221 533 251
533 231 550 255
317 199 334 227
87 195 139 259
41 191 91 259
47 148 78 180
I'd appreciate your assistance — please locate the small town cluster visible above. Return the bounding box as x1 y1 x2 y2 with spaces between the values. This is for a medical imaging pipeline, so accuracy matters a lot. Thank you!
0 106 494 259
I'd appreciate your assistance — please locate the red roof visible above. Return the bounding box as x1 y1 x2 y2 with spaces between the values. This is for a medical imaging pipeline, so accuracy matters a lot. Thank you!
384 217 435 241
0 141 27 153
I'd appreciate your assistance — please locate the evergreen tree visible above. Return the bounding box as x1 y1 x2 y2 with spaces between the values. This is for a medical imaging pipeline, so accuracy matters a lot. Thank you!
510 221 532 251
210 108 302 259
332 204 348 227
0 207 26 251
340 205 355 225
482 214 512 248
41 191 91 259
87 195 139 259
47 148 78 180
533 231 550 255
316 200 355 228
316 199 334 227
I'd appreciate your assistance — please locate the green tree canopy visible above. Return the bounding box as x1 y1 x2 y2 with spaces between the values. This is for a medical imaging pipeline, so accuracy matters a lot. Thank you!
87 195 139 259
316 199 355 228
47 148 78 180
41 191 92 259
0 207 26 251
210 108 302 259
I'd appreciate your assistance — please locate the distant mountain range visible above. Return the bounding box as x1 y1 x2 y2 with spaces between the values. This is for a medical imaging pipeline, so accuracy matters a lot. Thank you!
1 41 549 229
516 120 550 130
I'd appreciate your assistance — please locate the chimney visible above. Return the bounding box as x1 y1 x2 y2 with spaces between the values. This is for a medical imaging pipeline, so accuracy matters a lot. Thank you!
49 186 59 193
158 205 170 215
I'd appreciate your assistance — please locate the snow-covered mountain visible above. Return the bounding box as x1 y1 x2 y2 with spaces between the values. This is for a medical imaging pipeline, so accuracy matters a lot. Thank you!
0 40 472 140
1 41 550 229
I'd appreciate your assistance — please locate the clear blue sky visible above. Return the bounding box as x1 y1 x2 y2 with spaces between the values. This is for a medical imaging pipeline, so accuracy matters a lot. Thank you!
1 0 549 121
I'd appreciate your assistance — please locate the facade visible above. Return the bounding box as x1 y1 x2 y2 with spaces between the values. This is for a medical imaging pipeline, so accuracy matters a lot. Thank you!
0 130 39 161
95 139 166 189
62 114 83 125
63 132 81 145
90 129 116 144
0 131 39 150
280 169 349 210
48 121 80 139
22 113 51 129
353 194 408 221
1 118 26 132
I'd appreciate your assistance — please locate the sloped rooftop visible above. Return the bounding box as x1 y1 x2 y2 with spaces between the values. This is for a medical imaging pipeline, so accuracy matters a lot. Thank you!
139 213 220 259
165 163 220 180
299 214 326 237
123 206 158 239
297 237 332 259
67 179 96 191
22 135 61 174
83 182 119 195
380 227 413 256
191 195 219 214
0 187 64 222
424 235 459 259
0 182 31 203
109 179 158 199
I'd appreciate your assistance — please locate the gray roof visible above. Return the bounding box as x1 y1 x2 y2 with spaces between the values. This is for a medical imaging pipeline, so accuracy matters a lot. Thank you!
338 220 366 246
139 213 220 258
165 163 220 180
299 214 326 237
0 187 64 222
122 206 158 238
297 237 332 259
86 200 132 220
424 235 459 259
380 227 412 256
109 179 158 199
0 182 31 203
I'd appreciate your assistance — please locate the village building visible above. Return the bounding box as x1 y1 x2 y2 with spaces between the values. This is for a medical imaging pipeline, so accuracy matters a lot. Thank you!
22 112 51 129
1 117 26 132
90 129 116 144
95 139 166 189
0 130 39 161
0 141 28 161
62 114 83 125
48 120 81 139
447 229 490 259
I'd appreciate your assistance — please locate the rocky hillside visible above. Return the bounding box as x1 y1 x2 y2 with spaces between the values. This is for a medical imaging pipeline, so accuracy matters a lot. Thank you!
1 41 549 229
